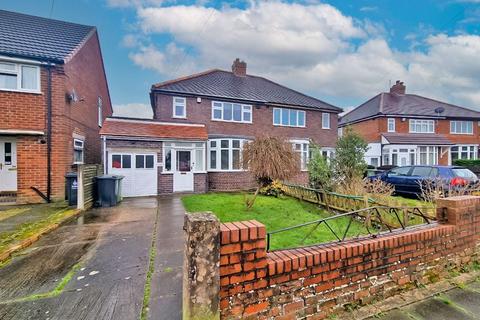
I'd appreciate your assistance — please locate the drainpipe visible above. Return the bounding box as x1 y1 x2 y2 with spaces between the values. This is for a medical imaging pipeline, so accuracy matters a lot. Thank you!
46 64 53 203
102 135 107 174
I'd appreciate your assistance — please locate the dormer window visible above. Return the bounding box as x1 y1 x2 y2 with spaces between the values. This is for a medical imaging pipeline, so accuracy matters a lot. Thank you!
0 61 40 93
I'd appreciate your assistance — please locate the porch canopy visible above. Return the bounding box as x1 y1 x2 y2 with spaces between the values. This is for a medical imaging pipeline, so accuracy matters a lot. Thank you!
381 133 454 146
100 118 208 141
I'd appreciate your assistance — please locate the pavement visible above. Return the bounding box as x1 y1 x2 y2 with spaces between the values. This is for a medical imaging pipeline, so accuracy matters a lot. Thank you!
0 196 185 320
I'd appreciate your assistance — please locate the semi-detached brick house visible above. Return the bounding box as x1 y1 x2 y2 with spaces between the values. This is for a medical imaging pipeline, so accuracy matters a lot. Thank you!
340 81 480 167
100 59 341 196
0 10 112 204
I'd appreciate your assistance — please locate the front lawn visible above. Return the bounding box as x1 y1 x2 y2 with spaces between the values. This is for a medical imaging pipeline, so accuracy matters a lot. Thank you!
182 193 369 250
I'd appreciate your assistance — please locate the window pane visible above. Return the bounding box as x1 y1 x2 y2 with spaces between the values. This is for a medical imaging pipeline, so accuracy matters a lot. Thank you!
281 108 289 125
74 150 83 163
195 149 203 171
213 108 222 119
136 155 145 168
221 140 229 148
233 104 242 121
122 155 131 168
0 62 15 72
298 111 305 126
165 149 172 171
221 150 229 170
232 140 240 148
273 109 280 125
210 150 217 169
289 109 297 126
112 155 122 168
0 74 17 89
21 66 38 90
232 150 240 170
146 155 154 168
4 142 12 164
223 103 232 120
175 105 185 117
243 106 251 122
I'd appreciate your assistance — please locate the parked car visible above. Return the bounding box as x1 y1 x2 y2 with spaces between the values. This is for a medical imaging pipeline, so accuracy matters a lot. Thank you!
369 165 478 197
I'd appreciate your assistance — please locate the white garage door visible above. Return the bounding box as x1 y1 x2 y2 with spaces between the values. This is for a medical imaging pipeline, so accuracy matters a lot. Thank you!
109 152 157 197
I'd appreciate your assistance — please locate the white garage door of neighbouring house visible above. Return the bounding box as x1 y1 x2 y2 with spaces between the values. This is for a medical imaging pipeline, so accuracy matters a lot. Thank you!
109 152 157 197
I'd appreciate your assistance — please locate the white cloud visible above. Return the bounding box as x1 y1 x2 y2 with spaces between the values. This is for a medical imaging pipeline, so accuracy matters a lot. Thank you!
106 0 165 8
123 1 480 109
113 103 153 118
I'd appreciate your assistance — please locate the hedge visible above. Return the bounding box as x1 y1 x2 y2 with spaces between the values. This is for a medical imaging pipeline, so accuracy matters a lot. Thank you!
453 159 480 173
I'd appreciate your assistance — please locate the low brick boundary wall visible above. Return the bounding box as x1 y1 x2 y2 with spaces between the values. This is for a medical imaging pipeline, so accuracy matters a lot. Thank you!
183 196 480 319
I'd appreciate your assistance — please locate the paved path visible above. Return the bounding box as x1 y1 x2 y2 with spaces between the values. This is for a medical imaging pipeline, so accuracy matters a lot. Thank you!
366 280 480 320
0 196 185 320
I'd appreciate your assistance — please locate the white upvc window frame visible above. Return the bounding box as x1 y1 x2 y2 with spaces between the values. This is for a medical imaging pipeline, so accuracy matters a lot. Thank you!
73 138 85 165
211 101 252 124
409 119 435 133
322 113 330 129
273 107 306 128
162 141 206 174
387 118 395 132
172 97 187 119
97 96 103 127
450 144 477 163
0 60 41 94
450 120 473 135
207 138 247 172
291 139 309 171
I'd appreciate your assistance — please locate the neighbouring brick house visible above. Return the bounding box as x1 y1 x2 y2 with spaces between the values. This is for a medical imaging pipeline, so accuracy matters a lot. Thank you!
339 81 480 167
100 59 341 196
0 10 112 204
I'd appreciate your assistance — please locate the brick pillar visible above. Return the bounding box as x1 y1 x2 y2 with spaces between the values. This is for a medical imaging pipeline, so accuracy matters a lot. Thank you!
183 213 220 320
219 220 268 319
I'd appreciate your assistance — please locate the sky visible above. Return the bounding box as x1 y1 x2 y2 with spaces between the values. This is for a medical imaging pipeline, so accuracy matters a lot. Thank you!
1 0 480 118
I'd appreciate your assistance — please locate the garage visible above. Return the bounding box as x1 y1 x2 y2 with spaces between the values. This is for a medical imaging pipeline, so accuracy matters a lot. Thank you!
108 152 157 197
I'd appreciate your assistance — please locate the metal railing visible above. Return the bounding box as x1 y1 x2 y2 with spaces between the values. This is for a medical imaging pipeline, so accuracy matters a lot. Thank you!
266 205 436 251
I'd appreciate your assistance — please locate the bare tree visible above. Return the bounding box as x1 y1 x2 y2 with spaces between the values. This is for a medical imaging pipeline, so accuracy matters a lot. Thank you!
242 136 299 209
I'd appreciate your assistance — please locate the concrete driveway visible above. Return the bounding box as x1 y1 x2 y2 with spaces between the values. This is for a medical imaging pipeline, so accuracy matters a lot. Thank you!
0 196 184 320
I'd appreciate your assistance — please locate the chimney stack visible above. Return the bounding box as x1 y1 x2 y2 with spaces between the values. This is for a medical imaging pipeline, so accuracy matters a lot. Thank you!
390 80 406 95
231 58 247 77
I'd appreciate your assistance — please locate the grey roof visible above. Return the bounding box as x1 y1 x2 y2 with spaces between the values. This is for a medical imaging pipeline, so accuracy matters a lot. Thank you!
0 10 95 63
340 92 480 125
382 133 454 145
152 69 341 112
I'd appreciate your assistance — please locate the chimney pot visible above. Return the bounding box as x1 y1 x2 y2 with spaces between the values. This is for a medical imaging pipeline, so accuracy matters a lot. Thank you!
232 58 247 77
390 80 406 95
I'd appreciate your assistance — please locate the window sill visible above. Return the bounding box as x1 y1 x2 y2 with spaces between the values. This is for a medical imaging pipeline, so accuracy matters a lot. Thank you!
321 127 330 130
173 116 187 119
211 119 252 124
0 88 42 95
273 124 306 128
207 169 247 173
450 133 474 135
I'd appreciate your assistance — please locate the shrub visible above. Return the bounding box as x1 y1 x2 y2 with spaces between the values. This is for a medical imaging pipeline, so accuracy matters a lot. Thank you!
259 180 284 197
308 145 333 191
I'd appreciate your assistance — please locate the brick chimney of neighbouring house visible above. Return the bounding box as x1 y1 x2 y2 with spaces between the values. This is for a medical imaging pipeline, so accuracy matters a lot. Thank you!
232 58 247 77
390 80 406 95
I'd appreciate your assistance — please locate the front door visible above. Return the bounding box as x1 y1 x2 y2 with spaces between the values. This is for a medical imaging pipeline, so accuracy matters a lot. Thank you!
0 139 17 192
173 150 194 192
399 153 409 166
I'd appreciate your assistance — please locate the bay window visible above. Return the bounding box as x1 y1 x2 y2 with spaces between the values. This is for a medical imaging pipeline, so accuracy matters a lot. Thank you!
212 101 252 123
208 139 247 171
0 61 40 92
291 140 309 170
418 146 438 165
450 145 477 162
409 119 434 133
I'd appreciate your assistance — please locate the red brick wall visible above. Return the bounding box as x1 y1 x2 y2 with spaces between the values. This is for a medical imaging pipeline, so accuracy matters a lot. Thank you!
348 118 383 143
1 31 112 203
153 94 338 148
218 196 480 319
208 171 256 191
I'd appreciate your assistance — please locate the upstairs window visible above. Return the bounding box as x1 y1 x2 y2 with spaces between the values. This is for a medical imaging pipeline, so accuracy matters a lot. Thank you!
322 113 330 129
273 108 306 127
73 139 85 164
173 97 186 118
212 101 252 123
450 121 473 134
0 61 40 92
387 118 395 132
409 119 434 133
97 97 103 127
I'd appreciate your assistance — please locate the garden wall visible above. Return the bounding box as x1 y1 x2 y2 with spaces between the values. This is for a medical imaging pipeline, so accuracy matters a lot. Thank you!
183 196 480 320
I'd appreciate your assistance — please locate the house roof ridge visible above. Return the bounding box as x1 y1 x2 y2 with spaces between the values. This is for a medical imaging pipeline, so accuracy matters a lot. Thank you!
0 9 95 29
152 68 222 89
405 93 480 115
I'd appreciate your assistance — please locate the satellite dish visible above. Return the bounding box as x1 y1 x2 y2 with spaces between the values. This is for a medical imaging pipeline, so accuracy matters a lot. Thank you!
434 107 445 114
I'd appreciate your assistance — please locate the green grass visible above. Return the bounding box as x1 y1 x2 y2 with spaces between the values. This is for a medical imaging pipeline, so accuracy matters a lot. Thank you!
0 206 78 254
182 193 370 250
